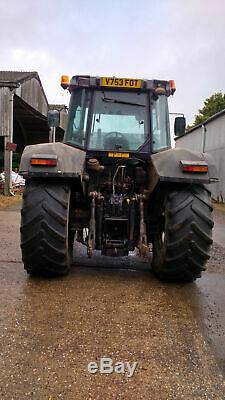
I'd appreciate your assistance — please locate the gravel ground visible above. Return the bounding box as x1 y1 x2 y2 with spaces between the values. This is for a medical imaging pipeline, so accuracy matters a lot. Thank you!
0 204 225 399
213 205 225 224
208 242 225 273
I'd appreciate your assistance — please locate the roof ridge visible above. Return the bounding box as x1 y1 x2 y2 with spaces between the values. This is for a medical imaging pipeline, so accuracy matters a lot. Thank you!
0 71 38 84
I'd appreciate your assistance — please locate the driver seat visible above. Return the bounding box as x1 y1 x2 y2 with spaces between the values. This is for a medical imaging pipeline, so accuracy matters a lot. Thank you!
104 134 129 150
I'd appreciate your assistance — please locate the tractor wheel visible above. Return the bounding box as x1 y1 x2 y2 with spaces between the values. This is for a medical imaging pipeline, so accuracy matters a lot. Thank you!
21 180 73 277
152 185 213 282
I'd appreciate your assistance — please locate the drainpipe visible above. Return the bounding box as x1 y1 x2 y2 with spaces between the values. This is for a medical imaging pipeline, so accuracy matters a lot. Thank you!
49 126 56 143
202 124 207 153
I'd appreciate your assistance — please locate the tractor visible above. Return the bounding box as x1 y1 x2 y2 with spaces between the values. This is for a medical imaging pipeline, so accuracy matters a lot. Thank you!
19 75 217 281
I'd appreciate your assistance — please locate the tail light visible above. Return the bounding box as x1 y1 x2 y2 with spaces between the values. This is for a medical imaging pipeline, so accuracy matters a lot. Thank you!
180 160 208 173
30 155 57 167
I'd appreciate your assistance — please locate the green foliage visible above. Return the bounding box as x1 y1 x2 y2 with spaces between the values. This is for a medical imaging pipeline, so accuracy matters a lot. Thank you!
188 92 225 129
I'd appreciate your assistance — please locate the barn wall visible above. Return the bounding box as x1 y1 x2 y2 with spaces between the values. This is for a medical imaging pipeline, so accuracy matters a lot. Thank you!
176 112 225 201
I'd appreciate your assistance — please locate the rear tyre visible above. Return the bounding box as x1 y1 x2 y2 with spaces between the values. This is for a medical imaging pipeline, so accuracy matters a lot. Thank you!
152 185 213 282
21 180 73 277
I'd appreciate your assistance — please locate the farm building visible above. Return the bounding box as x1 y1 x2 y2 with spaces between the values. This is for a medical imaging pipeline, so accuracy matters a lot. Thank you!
175 109 225 202
0 71 67 169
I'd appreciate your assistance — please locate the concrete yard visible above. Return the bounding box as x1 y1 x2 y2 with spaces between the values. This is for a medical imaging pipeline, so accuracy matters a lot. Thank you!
0 203 225 399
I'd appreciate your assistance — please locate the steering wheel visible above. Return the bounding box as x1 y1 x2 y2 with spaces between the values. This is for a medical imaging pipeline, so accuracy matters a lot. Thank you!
104 131 129 150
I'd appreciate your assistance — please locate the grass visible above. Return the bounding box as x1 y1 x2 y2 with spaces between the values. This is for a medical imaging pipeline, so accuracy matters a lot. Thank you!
0 193 22 210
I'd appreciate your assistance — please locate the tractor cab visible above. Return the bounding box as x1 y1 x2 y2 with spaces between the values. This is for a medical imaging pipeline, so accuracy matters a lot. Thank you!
63 75 175 156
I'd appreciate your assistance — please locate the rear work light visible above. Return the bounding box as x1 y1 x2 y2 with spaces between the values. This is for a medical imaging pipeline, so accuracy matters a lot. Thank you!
30 155 57 167
180 160 208 173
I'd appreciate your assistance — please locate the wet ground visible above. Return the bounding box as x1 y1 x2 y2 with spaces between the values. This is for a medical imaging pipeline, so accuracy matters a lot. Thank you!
0 203 225 399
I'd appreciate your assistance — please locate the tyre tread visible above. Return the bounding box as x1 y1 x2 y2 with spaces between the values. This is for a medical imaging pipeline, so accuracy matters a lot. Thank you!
152 185 213 282
21 180 71 277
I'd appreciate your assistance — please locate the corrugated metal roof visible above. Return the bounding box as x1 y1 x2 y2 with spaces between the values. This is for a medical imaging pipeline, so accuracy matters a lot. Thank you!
0 71 38 84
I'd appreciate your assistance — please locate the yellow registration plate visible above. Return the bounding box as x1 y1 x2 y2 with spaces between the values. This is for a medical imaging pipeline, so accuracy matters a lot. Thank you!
101 77 142 89
108 152 130 158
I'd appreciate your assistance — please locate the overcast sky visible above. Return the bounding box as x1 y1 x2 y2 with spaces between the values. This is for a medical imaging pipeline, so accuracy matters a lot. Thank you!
1 0 225 125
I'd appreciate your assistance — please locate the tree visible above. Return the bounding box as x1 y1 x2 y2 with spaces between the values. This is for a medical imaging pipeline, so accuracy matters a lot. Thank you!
188 92 225 130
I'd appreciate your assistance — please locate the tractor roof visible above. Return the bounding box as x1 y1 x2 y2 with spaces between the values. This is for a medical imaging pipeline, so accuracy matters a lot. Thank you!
61 75 176 96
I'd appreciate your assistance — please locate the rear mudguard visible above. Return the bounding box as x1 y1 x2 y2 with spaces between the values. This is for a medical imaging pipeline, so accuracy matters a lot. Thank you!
19 142 86 179
147 148 218 194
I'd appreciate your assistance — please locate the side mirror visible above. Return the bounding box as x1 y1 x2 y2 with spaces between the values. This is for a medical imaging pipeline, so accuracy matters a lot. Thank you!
47 110 60 128
174 116 186 137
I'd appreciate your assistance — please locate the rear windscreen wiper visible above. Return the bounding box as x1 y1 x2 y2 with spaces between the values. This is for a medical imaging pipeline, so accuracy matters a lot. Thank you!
101 96 145 107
